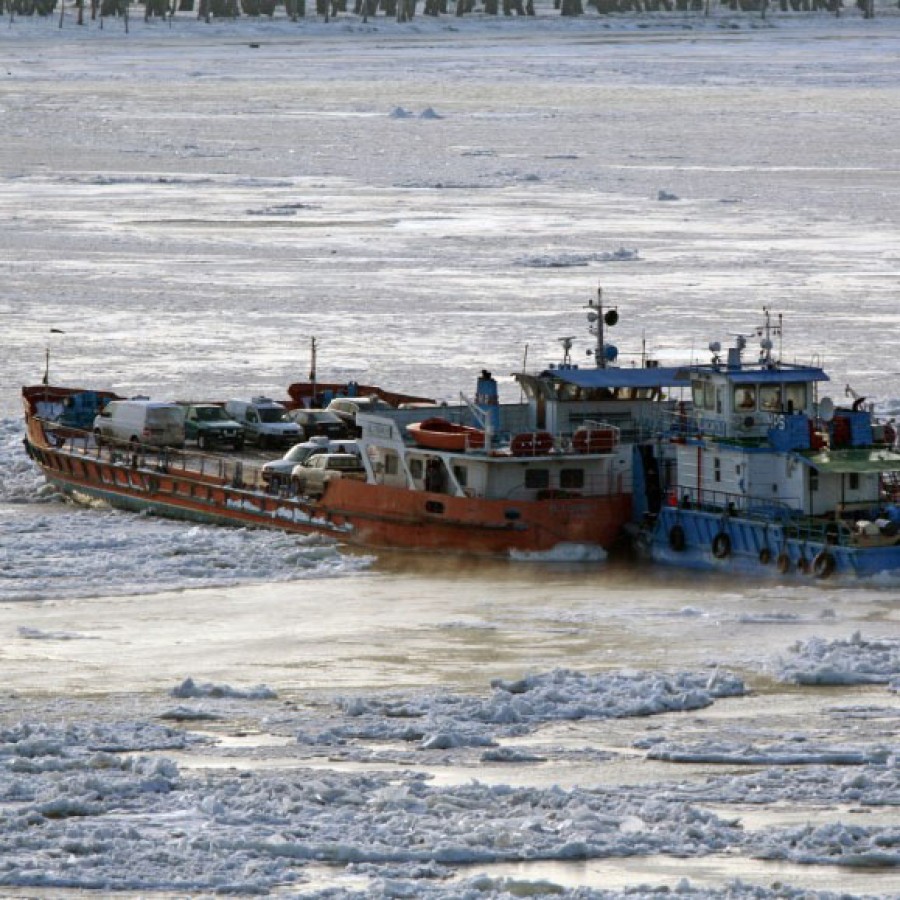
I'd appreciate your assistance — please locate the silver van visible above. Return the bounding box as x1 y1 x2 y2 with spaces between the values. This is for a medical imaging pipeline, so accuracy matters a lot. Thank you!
93 399 185 448
224 397 302 450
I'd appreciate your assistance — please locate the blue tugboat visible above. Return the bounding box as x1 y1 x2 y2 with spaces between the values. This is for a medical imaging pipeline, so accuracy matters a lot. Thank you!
633 310 900 579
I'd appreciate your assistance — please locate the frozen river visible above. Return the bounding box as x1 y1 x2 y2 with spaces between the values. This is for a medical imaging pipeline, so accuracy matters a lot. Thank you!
1 10 899 897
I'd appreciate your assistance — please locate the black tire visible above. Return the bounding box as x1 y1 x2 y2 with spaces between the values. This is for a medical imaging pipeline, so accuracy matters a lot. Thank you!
797 556 810 574
776 552 791 574
812 550 836 579
712 532 731 559
669 524 686 552
234 438 245 451
759 547 772 565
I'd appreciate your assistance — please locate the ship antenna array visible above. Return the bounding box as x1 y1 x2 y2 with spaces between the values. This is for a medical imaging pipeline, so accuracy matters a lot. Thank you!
756 307 783 366
585 285 619 369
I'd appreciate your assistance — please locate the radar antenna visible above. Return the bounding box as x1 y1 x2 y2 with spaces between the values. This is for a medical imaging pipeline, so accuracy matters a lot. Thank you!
585 285 619 369
558 336 575 366
755 307 782 367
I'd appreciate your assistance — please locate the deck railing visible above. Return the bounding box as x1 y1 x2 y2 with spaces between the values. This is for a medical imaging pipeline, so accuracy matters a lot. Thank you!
670 485 859 546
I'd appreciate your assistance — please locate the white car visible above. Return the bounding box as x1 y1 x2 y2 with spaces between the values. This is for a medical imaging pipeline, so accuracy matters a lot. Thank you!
261 437 357 485
326 396 393 431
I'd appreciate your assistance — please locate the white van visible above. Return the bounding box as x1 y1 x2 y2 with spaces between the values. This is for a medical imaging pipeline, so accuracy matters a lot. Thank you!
224 397 302 450
93 399 185 448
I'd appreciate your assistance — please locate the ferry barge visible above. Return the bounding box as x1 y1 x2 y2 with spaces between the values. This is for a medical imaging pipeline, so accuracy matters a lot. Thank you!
23 290 686 560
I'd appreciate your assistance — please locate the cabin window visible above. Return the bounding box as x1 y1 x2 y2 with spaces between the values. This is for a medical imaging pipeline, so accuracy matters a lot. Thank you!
409 458 423 480
525 468 550 490
452 465 468 487
848 473 860 491
716 387 723 414
759 385 782 412
560 468 584 490
703 382 716 411
784 384 806 413
735 386 756 411
691 381 704 408
713 458 721 483
384 452 399 476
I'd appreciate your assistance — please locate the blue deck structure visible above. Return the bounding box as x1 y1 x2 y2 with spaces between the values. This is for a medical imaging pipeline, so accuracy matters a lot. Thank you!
632 310 900 580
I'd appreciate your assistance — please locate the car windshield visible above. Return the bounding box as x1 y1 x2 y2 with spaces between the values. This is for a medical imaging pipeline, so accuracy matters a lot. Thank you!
196 407 228 421
285 445 313 462
259 408 289 424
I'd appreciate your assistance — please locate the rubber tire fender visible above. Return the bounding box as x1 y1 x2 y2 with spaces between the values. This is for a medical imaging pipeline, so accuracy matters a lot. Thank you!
669 524 686 552
812 550 836 579
711 531 731 559
759 547 772 565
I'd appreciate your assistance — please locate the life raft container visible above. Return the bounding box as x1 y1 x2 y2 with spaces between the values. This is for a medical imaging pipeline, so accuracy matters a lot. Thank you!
510 431 554 457
572 425 618 454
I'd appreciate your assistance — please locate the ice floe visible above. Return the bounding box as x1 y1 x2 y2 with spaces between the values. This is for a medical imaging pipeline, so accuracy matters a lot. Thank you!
172 677 279 701
776 632 900 689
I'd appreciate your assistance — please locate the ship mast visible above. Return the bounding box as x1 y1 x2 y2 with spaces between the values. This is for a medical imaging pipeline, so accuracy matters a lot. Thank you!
757 307 782 367
586 285 619 369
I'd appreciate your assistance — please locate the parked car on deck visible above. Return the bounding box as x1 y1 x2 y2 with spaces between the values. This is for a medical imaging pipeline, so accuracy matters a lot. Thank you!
286 408 352 441
182 404 244 450
260 437 357 486
224 397 302 450
291 452 366 498
93 399 185 448
325 396 393 433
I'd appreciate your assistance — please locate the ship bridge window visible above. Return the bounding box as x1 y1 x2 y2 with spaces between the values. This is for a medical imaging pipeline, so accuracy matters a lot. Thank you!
525 468 550 490
759 385 782 411
784 383 807 413
560 468 584 490
735 386 757 411
692 381 717 411
384 452 399 476
409 458 424 480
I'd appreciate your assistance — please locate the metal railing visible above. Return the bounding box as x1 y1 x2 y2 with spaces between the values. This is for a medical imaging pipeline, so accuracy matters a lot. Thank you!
670 485 857 546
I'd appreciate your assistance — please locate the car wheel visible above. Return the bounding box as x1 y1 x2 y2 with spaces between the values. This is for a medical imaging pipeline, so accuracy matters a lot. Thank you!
234 438 244 451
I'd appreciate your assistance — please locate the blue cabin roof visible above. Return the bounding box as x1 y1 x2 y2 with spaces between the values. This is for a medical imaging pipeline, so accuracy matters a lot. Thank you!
541 366 692 390
696 364 829 385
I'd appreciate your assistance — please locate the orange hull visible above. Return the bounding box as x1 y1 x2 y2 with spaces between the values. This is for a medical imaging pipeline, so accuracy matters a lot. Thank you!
23 385 633 559
320 478 631 556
